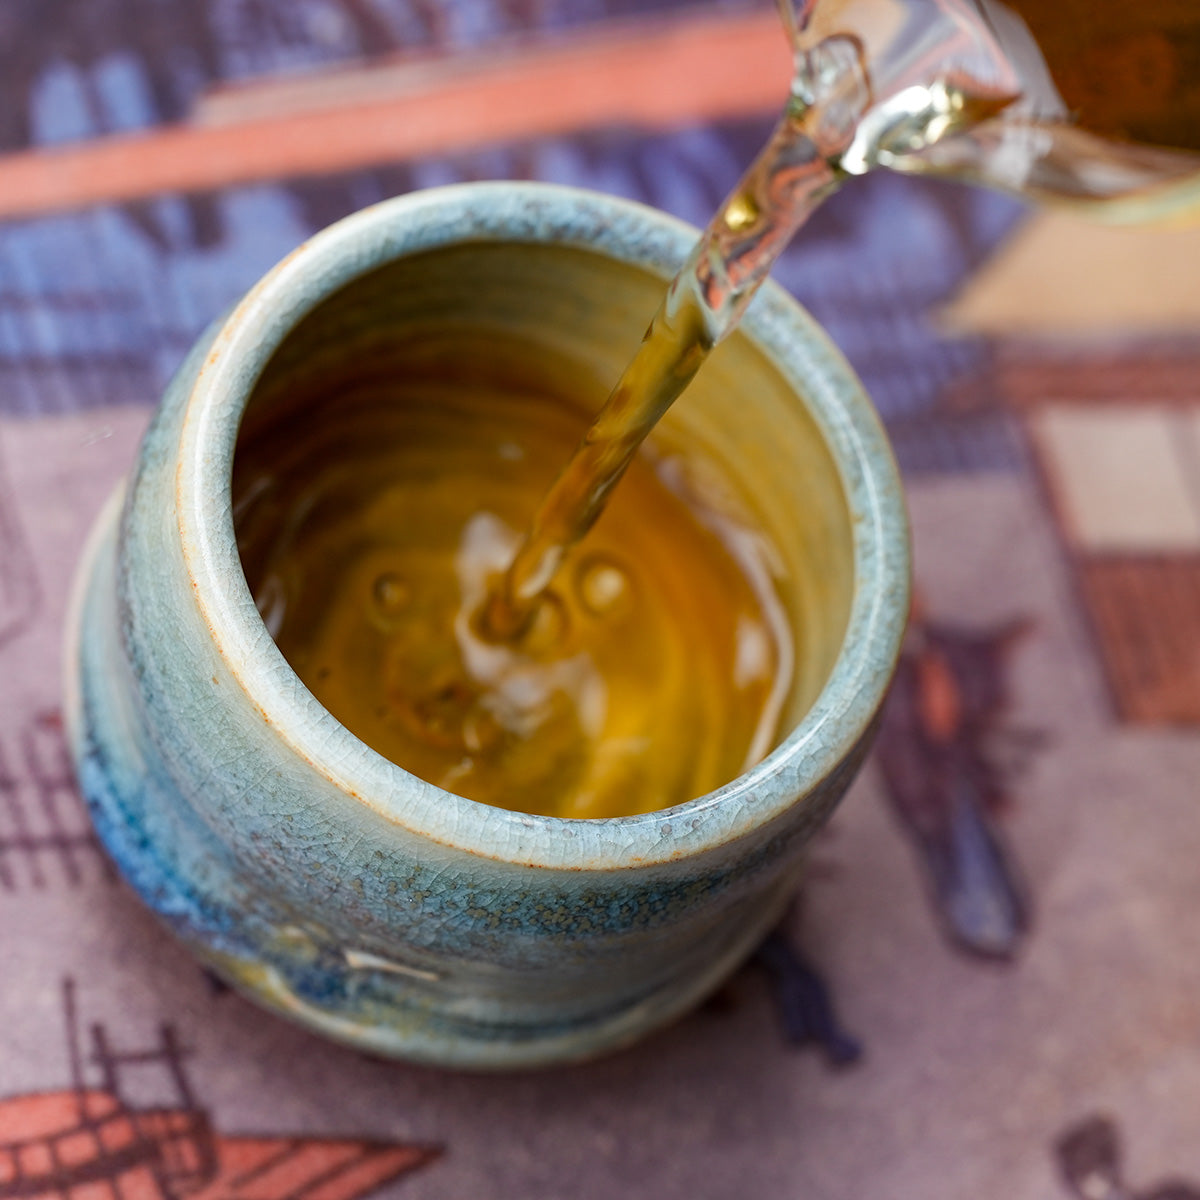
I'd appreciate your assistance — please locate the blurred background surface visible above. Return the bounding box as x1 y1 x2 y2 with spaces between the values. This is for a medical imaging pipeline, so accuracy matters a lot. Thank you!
1 3 1199 1197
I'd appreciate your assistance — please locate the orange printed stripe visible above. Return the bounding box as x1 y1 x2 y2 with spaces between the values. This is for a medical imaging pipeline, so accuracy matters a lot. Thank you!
0 9 791 221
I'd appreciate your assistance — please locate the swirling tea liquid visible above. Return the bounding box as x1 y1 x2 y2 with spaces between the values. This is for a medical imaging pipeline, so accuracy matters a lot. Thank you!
233 343 793 820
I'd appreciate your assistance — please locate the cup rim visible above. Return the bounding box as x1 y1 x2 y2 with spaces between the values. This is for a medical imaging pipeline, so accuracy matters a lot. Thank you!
176 180 909 872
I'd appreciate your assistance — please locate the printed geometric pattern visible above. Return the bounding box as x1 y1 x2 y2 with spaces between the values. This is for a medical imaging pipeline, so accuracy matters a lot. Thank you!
0 986 438 1200
1076 559 1200 724
1034 407 1200 553
0 711 111 891
1006 345 1200 724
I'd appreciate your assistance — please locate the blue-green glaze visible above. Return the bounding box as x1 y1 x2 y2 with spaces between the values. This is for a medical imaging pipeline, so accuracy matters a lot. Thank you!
64 183 909 1069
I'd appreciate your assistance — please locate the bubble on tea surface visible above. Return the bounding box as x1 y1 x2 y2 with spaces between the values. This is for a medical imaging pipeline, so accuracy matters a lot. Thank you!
373 572 410 611
577 555 632 619
369 571 412 632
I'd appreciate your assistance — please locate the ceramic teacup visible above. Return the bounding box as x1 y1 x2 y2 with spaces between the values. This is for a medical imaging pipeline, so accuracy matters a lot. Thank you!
65 182 909 1069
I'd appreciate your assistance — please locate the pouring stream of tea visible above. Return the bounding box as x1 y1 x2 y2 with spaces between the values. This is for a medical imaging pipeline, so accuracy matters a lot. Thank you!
488 0 1200 635
484 0 1017 637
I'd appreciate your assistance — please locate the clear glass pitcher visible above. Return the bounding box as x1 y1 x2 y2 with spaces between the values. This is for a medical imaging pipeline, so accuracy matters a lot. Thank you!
782 0 1200 221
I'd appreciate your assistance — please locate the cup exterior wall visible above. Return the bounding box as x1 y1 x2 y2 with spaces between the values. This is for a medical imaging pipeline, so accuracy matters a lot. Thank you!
65 189 902 1069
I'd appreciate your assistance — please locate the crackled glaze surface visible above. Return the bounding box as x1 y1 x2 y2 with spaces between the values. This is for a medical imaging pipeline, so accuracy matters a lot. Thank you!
64 183 909 1068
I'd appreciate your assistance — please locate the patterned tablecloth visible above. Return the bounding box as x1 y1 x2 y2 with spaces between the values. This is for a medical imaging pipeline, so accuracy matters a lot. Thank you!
3 3 1200 1197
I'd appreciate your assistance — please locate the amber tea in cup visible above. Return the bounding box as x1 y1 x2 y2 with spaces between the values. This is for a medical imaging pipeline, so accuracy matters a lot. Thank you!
233 252 802 821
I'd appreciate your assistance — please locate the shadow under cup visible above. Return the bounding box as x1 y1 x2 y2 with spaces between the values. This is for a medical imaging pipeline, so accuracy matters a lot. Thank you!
232 238 857 808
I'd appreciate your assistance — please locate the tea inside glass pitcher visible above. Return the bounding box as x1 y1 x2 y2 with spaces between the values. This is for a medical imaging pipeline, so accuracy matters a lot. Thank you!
784 0 1200 218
